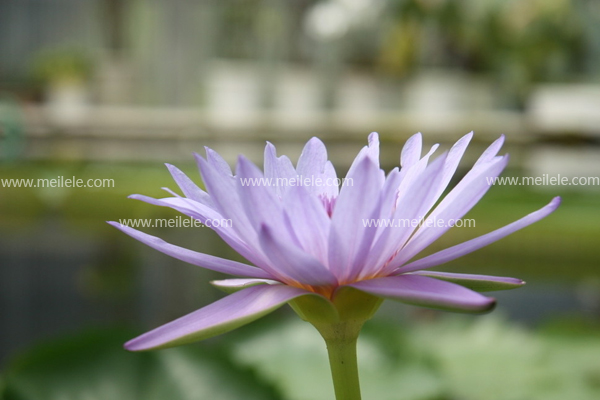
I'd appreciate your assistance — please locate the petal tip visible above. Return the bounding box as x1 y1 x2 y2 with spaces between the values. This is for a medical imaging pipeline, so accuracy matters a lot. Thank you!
480 297 497 313
128 194 143 200
124 338 145 352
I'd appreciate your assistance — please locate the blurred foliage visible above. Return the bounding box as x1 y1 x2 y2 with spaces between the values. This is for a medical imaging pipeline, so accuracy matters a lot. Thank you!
378 0 587 105
30 48 94 86
0 329 281 400
231 314 600 400
2 315 600 400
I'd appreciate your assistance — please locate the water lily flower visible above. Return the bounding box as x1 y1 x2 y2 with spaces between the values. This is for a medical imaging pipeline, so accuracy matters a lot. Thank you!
110 132 559 400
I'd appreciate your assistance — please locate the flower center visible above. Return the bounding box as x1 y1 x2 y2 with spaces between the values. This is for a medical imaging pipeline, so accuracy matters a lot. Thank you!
319 195 337 217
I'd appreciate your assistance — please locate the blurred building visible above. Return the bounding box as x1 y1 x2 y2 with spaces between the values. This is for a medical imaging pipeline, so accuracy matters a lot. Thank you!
0 0 599 167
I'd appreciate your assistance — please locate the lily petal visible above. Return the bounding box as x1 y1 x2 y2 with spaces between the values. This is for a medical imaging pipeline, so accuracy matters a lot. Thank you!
108 222 272 279
400 132 422 168
259 224 338 286
264 142 296 178
426 132 473 209
297 137 328 175
211 278 280 293
236 156 294 244
297 137 328 197
409 271 524 292
348 275 495 313
125 284 316 351
389 154 510 269
264 142 297 197
398 196 561 273
329 157 384 281
282 184 331 265
372 152 448 276
358 168 402 278
128 195 222 226
346 132 382 179
203 147 233 176
127 194 256 264
322 160 340 200
165 163 213 206
397 142 440 187
474 134 505 166
197 156 266 266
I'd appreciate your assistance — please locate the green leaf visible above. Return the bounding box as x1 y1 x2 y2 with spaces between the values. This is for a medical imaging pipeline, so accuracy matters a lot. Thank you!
1 329 281 400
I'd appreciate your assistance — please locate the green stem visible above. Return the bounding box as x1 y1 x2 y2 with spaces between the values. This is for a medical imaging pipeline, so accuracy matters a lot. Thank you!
323 329 362 400
289 288 382 400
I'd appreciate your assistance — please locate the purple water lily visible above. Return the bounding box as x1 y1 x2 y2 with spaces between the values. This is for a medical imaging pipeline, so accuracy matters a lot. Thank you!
110 132 559 356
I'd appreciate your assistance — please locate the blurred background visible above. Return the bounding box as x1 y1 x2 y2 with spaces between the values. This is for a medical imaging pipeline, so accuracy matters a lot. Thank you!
1 0 600 399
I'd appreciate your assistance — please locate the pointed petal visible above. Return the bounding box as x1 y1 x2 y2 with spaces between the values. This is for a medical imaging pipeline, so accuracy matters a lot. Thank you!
322 160 340 199
346 132 382 178
373 168 402 227
264 142 297 197
348 275 495 313
108 222 272 279
329 157 384 281
210 278 280 294
127 194 255 263
264 142 279 180
265 142 297 180
359 168 402 276
197 156 250 238
397 197 561 272
368 152 448 276
259 224 337 286
297 137 328 179
236 156 296 245
282 184 331 264
409 271 524 292
125 285 316 351
161 187 182 198
389 155 510 269
203 147 233 176
197 156 266 265
365 132 380 164
400 132 422 168
398 142 439 184
165 164 213 206
128 195 221 225
474 134 505 166
426 132 473 207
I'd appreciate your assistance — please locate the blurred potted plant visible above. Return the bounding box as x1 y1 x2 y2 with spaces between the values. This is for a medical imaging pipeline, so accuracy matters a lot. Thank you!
31 47 93 124
378 0 586 109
